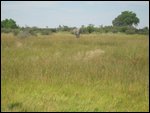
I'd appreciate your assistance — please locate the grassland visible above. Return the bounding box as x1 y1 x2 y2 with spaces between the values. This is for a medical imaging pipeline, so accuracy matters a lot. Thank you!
1 33 149 111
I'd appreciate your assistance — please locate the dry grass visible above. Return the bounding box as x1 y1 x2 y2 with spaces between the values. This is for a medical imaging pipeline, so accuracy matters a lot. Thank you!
1 33 149 111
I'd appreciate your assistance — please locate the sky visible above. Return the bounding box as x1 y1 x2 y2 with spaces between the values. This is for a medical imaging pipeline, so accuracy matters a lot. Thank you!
1 1 149 28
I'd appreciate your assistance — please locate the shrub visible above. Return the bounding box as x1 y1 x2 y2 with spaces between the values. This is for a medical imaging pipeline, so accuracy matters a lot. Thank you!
29 30 37 36
17 30 31 38
41 29 51 35
1 28 12 33
13 29 20 36
125 27 137 34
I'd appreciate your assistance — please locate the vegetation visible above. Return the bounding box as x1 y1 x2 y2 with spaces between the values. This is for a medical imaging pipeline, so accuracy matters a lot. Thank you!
1 18 19 29
1 10 149 36
112 11 139 27
1 10 149 111
1 33 149 112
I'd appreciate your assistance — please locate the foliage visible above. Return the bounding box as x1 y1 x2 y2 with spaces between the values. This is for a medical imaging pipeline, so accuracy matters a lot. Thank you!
87 24 95 33
137 27 149 35
80 25 88 34
1 28 12 33
40 29 51 35
1 18 19 29
13 29 20 36
112 11 139 27
125 27 137 34
1 16 149 35
17 30 31 38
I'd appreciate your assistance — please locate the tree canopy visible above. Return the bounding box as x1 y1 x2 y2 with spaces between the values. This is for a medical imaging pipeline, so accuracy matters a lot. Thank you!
112 11 140 27
1 18 18 29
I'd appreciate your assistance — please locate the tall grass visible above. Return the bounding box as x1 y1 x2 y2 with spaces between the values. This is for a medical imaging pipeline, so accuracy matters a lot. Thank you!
1 33 149 111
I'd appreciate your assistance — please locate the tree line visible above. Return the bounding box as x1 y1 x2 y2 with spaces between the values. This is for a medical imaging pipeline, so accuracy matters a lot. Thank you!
1 11 149 36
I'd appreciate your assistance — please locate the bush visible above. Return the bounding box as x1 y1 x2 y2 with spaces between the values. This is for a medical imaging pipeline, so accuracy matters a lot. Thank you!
50 28 57 32
41 29 51 35
125 27 137 34
29 30 37 36
112 28 118 33
1 28 12 33
137 27 149 35
87 24 95 33
17 30 31 38
12 29 20 36
118 26 128 32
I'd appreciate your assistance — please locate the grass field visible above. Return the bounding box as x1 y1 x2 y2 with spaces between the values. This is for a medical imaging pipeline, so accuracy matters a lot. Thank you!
1 33 149 111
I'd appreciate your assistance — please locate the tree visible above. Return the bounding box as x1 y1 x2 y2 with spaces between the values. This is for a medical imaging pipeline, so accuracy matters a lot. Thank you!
1 18 19 29
112 11 139 27
62 25 70 31
137 27 149 35
87 24 95 33
80 25 88 34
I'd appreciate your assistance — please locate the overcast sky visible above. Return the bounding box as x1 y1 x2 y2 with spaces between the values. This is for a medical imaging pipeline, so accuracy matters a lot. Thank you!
1 1 149 28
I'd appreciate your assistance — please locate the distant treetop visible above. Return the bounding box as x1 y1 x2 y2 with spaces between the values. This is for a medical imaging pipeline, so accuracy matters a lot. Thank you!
112 11 140 27
1 18 19 29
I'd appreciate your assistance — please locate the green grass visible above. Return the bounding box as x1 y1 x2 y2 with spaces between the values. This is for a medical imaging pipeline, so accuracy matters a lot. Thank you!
1 33 149 111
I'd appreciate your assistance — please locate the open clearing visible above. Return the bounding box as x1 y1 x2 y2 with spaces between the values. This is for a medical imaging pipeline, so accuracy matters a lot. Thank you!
1 33 149 111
